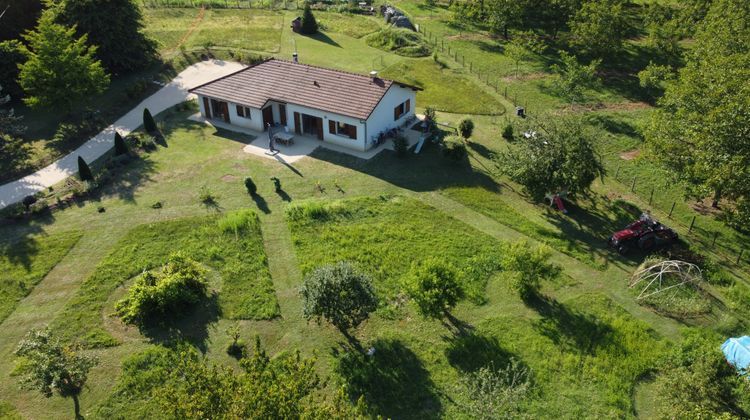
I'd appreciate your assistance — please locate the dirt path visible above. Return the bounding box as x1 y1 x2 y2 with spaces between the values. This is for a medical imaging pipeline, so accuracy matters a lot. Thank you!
172 6 206 53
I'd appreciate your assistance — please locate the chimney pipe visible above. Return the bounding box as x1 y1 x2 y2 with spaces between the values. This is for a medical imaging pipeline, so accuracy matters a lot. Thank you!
369 70 378 80
293 52 298 63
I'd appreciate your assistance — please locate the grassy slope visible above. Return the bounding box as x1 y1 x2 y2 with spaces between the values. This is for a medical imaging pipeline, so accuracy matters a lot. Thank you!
0 231 82 323
52 213 277 348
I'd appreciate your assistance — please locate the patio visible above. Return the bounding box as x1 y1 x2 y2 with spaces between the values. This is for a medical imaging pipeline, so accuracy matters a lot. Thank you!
189 114 426 163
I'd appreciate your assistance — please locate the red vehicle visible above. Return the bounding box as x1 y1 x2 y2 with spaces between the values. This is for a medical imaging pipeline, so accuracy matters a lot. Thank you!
609 213 678 254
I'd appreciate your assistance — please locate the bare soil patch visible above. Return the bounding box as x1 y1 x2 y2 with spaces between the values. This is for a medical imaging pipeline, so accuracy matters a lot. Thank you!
620 149 640 160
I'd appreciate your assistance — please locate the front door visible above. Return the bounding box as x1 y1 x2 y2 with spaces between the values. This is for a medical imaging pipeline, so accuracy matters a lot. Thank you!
262 106 274 129
279 104 287 126
219 102 230 123
210 99 230 123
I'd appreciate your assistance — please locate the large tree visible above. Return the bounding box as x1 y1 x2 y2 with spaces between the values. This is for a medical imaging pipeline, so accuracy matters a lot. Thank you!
18 10 109 110
646 0 750 221
300 262 378 342
54 0 156 74
403 258 464 320
497 117 605 202
569 0 628 58
14 328 97 419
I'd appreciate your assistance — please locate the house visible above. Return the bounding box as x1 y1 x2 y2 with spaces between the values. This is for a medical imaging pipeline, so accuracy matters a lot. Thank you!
189 58 421 152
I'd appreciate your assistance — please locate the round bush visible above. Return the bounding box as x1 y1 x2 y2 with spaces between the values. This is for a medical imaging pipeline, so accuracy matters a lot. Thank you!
458 118 474 139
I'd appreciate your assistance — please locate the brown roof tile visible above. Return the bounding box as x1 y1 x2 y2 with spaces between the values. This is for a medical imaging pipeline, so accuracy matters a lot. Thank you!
189 59 419 120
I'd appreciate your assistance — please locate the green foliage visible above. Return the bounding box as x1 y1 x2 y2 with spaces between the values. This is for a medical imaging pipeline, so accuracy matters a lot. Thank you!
456 359 532 419
115 252 209 326
502 123 514 141
55 0 157 73
501 241 560 299
638 61 674 95
217 209 259 236
655 329 750 419
0 40 26 100
14 328 97 418
646 0 750 224
114 132 128 156
569 0 628 58
365 28 432 57
442 135 467 161
77 156 93 181
497 117 605 201
18 10 109 110
143 107 157 133
225 323 246 359
392 135 408 157
300 3 319 35
403 257 464 319
550 51 601 102
0 231 82 324
301 261 378 335
244 176 257 195
458 118 474 139
53 215 278 348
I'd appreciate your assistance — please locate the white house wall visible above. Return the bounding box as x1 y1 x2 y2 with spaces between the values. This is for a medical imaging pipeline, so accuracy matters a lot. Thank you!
284 103 367 152
365 85 417 150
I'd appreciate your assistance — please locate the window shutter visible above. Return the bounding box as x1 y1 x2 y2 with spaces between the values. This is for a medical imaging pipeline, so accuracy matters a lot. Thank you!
329 120 336 134
405 99 410 113
236 105 244 117
348 124 357 139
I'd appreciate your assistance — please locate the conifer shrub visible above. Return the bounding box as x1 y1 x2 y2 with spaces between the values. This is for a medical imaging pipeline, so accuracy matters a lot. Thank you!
77 156 93 181
300 3 318 35
114 132 128 155
143 108 157 133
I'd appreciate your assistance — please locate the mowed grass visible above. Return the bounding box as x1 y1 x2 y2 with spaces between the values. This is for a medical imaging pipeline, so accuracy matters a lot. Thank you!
286 195 501 302
52 213 277 348
0 231 82 323
381 59 505 114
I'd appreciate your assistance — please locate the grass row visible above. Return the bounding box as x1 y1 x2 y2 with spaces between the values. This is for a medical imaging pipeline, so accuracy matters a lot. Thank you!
0 231 82 323
52 212 277 348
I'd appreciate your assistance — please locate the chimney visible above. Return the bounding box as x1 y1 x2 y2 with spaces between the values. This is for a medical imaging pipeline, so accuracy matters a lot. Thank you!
369 70 378 80
292 52 299 63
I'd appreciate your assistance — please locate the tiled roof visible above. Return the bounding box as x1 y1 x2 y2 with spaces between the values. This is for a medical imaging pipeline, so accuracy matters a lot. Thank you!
189 59 419 120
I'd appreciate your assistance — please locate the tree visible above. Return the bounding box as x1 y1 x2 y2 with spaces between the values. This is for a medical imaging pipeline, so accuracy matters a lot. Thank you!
143 107 157 133
54 0 157 73
569 0 628 58
14 328 97 419
504 38 532 78
114 132 128 155
485 0 522 39
496 117 605 202
638 62 674 99
646 0 750 217
458 118 474 139
300 262 378 341
300 3 318 35
77 156 93 181
501 241 560 299
17 10 109 111
550 51 600 101
403 258 464 319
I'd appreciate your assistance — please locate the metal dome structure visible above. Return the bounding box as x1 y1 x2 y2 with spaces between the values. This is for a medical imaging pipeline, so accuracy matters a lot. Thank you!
629 259 704 300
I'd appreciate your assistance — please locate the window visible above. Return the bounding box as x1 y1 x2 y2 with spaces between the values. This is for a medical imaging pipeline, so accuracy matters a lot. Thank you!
393 99 410 120
236 105 252 119
328 120 357 139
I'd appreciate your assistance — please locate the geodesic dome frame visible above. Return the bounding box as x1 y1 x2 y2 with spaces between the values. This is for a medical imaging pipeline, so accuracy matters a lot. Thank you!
628 260 704 300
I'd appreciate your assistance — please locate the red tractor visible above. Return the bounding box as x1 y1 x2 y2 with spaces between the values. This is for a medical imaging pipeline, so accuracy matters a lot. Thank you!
609 213 678 254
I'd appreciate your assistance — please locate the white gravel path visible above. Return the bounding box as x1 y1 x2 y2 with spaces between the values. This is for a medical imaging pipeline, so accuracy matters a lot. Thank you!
0 59 246 210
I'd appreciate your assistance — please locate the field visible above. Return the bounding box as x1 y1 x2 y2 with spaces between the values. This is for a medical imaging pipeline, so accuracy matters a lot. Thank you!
2 1 750 418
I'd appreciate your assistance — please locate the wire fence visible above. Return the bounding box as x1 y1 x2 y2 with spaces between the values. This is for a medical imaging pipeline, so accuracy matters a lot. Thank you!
139 0 303 10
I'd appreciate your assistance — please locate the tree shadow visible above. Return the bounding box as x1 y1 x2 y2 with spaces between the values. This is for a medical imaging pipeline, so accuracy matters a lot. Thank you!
445 331 515 373
441 310 474 336
585 114 643 139
275 188 292 202
308 31 342 48
250 193 271 214
139 292 221 354
529 294 614 355
98 153 158 204
0 222 50 271
334 338 442 418
307 142 501 193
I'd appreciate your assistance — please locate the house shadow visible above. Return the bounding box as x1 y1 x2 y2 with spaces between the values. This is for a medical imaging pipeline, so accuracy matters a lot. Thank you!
308 32 342 48
211 127 256 145
529 294 614 355
139 292 221 354
307 142 501 194
333 338 442 418
444 331 517 373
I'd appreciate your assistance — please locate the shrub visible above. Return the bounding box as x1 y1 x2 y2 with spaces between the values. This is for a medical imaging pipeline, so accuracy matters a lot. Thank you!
125 79 149 100
424 106 437 132
225 324 246 359
115 253 208 326
502 242 560 300
151 201 162 209
244 177 257 195
403 257 463 319
458 118 474 139
502 123 514 140
22 195 37 210
114 132 128 155
442 135 467 161
143 108 157 133
300 3 318 35
77 156 93 181
198 185 218 206
300 261 378 338
392 135 408 157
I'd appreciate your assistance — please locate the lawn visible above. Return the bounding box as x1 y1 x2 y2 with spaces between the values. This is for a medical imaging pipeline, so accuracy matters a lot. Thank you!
0 230 82 323
52 212 277 348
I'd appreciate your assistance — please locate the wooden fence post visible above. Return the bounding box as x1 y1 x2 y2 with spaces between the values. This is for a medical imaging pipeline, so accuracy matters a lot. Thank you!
668 202 676 218
630 177 636 192
688 215 696 233
649 188 654 205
